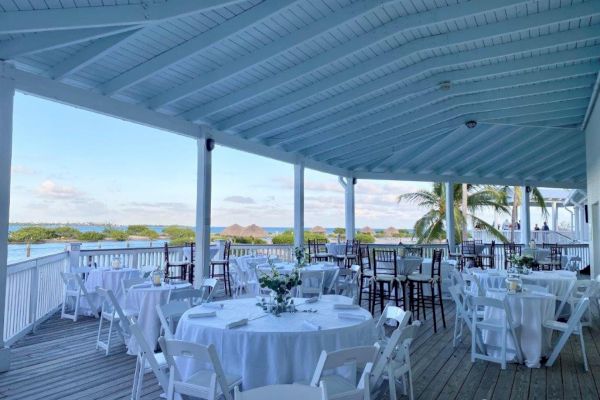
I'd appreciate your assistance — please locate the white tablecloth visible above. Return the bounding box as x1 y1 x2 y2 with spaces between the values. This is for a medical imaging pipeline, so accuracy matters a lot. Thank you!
473 270 576 300
419 258 457 299
81 268 141 314
175 295 375 389
325 243 346 256
484 288 556 367
125 282 190 355
257 262 340 293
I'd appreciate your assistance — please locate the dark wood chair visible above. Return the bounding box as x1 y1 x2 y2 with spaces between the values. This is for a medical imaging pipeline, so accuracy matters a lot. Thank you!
504 243 522 269
333 240 360 267
163 243 189 282
308 239 330 263
408 249 446 333
184 242 195 284
371 248 402 314
356 245 373 309
479 241 495 269
446 239 462 264
210 241 232 296
461 240 479 269
539 245 562 270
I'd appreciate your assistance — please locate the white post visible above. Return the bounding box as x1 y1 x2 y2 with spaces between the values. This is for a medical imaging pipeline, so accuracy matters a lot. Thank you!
581 204 588 242
0 66 15 371
67 243 81 270
521 186 531 245
294 163 304 248
338 176 355 241
195 135 213 285
551 201 558 231
445 182 455 250
574 206 581 241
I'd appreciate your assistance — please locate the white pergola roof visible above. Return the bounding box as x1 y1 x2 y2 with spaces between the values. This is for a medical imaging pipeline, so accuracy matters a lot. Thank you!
0 0 598 188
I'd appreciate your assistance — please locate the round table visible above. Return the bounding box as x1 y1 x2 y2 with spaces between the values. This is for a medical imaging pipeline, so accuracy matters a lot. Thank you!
472 270 576 299
484 288 556 367
125 282 191 355
81 267 141 314
257 262 340 293
175 295 376 389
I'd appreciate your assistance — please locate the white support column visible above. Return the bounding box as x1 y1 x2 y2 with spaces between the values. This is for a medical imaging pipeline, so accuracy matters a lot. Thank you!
0 67 15 371
551 201 559 231
581 204 588 242
574 206 581 241
445 182 455 250
294 163 304 248
521 186 531 245
338 176 355 241
195 135 213 284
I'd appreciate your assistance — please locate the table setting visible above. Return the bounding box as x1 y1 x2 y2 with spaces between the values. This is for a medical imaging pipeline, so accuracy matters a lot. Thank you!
174 294 375 389
256 261 340 293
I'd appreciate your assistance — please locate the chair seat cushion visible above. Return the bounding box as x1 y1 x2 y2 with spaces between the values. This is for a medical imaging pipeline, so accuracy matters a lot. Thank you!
374 275 396 282
408 273 437 283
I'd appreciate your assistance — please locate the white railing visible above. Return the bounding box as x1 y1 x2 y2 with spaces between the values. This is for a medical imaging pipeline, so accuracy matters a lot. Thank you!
230 244 294 262
79 246 187 269
472 229 578 245
4 252 69 346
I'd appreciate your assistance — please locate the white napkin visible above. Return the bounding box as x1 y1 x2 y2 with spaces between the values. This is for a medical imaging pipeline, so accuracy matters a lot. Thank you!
131 283 152 289
305 297 319 304
202 303 224 310
333 304 360 310
226 318 248 329
302 320 322 331
337 312 368 321
188 311 216 318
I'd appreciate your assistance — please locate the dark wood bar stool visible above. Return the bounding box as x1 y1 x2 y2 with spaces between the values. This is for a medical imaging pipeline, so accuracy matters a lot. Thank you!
408 249 446 333
163 243 188 282
479 241 495 269
210 241 232 296
356 245 373 309
371 248 402 314
460 240 479 269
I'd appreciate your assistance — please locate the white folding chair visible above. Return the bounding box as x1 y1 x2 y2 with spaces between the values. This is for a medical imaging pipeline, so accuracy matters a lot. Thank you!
471 296 522 369
375 305 410 342
168 288 205 307
554 280 595 326
158 337 242 400
193 277 219 304
371 323 419 400
156 302 190 339
337 265 361 301
450 269 464 287
122 277 147 295
298 270 325 298
96 287 137 355
310 345 377 400
60 272 98 321
461 273 484 296
544 297 590 371
129 319 169 400
234 383 328 400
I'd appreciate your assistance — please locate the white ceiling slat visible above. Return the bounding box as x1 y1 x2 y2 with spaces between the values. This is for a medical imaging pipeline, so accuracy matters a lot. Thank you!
221 2 600 132
146 0 400 109
286 66 597 153
181 0 528 121
0 0 243 34
0 25 140 59
270 46 600 147
482 109 587 126
49 29 139 79
318 98 590 164
238 25 600 142
547 159 587 181
309 92 591 162
101 0 297 96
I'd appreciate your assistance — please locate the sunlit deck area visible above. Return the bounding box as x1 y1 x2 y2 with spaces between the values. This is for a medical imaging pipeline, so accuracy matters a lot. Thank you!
2 299 600 400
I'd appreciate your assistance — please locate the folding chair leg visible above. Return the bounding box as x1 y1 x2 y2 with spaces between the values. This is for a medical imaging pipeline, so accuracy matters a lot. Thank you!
579 331 589 372
547 330 572 367
388 364 397 400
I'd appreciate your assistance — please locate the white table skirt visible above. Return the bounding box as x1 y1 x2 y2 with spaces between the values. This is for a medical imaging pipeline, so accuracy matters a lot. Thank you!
80 268 141 314
325 243 346 256
473 270 576 300
484 288 556 367
125 282 190 355
175 295 376 389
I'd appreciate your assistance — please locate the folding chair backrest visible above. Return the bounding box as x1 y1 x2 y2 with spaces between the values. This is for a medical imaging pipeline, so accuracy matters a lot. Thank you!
234 384 327 400
310 345 378 387
450 270 464 287
61 272 83 291
448 284 466 312
462 273 484 296
122 277 146 293
169 288 205 306
371 324 419 385
571 280 596 299
472 295 514 326
200 278 219 302
97 287 132 334
300 270 325 296
156 301 190 339
159 338 231 400
129 320 168 390
376 305 410 333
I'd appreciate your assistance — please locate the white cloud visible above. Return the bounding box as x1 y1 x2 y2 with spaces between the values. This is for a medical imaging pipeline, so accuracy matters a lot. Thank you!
37 180 81 199
223 195 255 204
11 165 36 175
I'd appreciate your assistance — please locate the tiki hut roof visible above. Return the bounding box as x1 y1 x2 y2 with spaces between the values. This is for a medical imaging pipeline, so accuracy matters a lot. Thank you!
311 225 327 234
221 224 245 237
384 227 398 237
243 224 268 238
360 226 374 234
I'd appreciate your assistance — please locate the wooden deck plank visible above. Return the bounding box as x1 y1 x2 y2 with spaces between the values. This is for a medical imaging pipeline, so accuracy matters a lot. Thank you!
0 301 597 400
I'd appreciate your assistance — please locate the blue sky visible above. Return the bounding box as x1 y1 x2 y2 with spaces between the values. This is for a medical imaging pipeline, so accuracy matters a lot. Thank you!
9 93 569 229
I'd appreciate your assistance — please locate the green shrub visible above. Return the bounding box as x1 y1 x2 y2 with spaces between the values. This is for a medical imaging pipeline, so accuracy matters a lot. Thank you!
52 226 81 239
103 228 129 241
127 225 159 239
304 231 328 242
272 230 294 245
333 227 345 235
163 225 195 245
355 232 375 243
9 227 55 243
78 231 106 241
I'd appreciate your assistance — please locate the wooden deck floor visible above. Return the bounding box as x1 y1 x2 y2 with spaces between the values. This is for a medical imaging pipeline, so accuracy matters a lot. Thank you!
1 300 599 400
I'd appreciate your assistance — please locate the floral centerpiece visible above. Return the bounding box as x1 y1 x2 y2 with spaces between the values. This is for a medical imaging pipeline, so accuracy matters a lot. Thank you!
294 246 308 267
508 255 536 274
257 266 302 315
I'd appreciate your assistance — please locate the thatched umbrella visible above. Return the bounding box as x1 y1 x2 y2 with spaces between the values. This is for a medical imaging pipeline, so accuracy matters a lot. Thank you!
311 225 326 234
384 227 398 237
221 224 245 237
243 224 268 238
360 226 374 234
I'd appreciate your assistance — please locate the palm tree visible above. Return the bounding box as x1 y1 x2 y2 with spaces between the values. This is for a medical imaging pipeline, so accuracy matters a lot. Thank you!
399 183 510 244
503 186 548 242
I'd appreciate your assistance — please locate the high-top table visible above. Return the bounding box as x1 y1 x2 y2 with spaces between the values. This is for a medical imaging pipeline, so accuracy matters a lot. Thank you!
175 295 375 389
